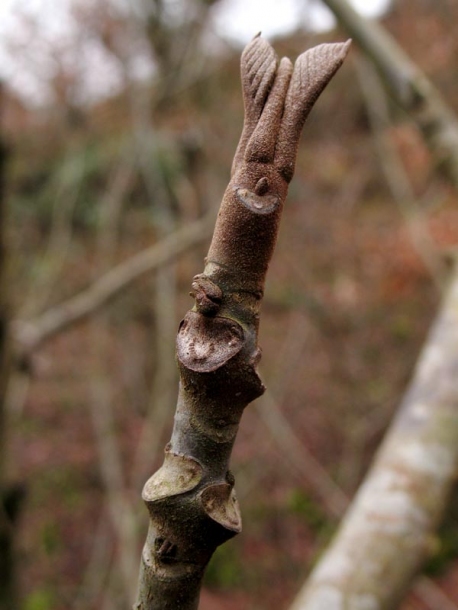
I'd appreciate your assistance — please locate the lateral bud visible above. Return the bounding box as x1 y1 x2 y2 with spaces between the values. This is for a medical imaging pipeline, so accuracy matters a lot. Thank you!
190 274 222 316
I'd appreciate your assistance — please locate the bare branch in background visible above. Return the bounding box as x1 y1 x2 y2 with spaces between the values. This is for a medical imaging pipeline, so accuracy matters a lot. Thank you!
88 159 140 606
355 56 446 290
287 2 458 608
289 267 458 610
18 153 85 319
254 311 458 610
319 0 458 187
12 211 214 358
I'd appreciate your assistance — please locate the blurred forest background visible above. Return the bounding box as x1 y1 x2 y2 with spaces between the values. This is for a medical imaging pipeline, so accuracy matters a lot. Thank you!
1 0 458 609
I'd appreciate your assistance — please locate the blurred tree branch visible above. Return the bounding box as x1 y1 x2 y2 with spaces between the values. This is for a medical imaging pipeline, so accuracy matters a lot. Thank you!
290 265 458 610
288 2 458 608
355 56 446 289
319 0 458 186
10 0 226 364
144 0 216 91
12 211 214 359
88 158 140 607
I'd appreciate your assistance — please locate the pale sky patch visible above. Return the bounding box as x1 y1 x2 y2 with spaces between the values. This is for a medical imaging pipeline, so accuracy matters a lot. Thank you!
0 0 391 107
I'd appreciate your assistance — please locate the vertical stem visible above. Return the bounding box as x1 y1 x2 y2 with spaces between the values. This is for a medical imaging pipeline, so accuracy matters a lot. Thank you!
134 37 350 610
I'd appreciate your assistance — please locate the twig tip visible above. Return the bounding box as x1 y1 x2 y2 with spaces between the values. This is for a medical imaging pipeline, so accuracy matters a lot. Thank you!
343 38 352 55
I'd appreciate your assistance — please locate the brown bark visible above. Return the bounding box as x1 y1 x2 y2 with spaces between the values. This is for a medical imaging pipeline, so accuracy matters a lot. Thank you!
134 36 350 610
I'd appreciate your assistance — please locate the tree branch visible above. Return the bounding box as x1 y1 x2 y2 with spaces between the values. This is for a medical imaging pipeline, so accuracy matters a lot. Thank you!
134 35 350 610
320 0 458 187
289 265 458 609
12 211 214 358
355 56 446 290
287 4 458 607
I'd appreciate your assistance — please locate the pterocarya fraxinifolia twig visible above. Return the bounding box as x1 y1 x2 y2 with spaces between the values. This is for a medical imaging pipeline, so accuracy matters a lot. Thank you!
135 35 350 610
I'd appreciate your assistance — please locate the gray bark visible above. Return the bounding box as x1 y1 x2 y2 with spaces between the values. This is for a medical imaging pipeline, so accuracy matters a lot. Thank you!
290 267 458 610
13 211 214 359
289 2 458 608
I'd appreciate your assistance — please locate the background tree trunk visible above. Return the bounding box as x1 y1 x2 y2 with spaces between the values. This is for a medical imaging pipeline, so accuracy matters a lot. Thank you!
0 84 22 610
288 2 458 607
320 0 458 185
289 266 458 609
